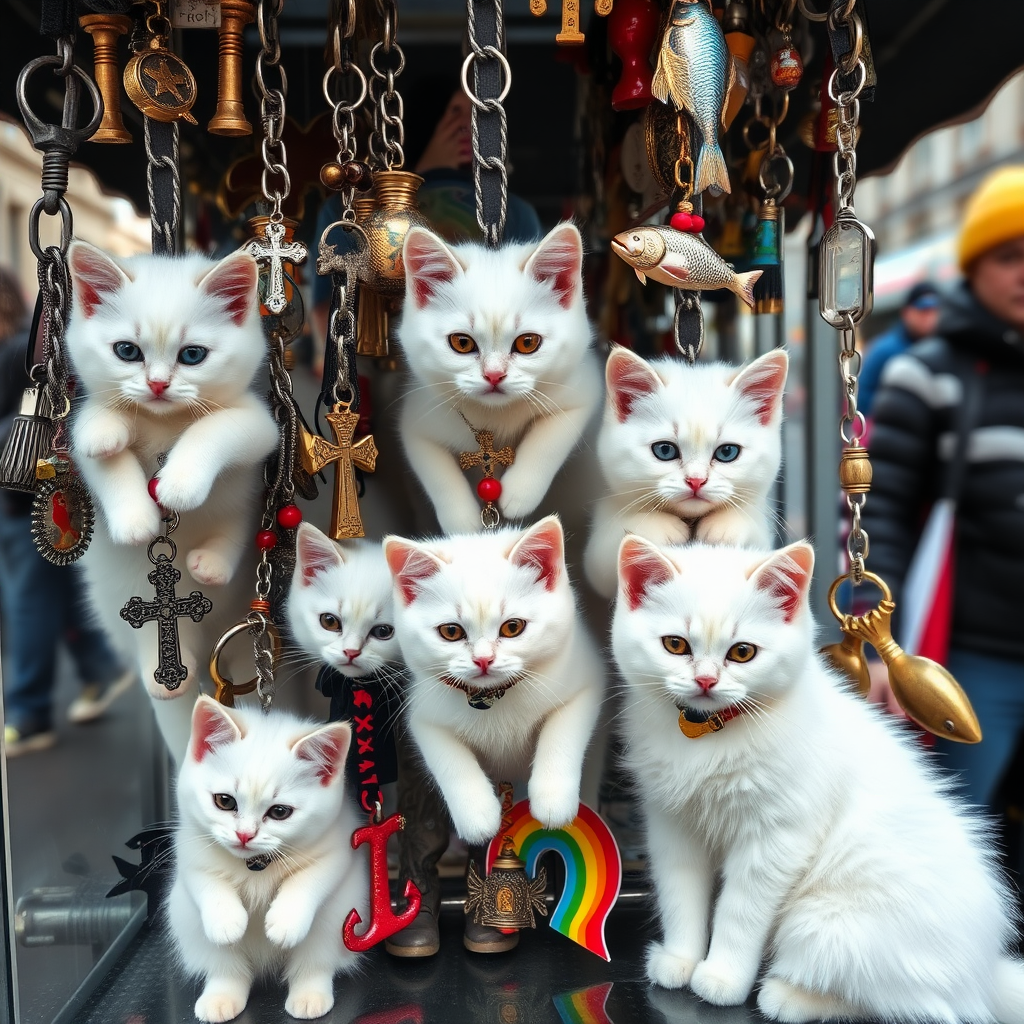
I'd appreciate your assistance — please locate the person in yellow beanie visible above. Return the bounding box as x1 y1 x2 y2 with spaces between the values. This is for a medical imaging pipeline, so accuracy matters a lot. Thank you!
863 165 1024 817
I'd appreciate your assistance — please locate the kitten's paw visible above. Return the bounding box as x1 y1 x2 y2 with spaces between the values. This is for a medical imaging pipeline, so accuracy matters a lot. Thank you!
202 899 248 945
78 422 130 459
107 502 162 546
497 470 546 522
451 793 503 846
154 463 212 513
690 958 754 1006
285 986 334 1020
195 987 248 1023
694 507 765 547
757 977 858 1023
188 548 232 587
265 901 312 949
646 942 700 989
527 780 579 831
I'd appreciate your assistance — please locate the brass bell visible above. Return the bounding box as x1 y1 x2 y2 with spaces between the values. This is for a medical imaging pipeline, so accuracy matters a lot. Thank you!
80 13 133 144
820 631 871 697
465 836 548 931
208 0 254 136
358 170 430 297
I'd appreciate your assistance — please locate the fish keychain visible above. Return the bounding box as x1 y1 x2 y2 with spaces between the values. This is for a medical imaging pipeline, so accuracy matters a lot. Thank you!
652 0 734 195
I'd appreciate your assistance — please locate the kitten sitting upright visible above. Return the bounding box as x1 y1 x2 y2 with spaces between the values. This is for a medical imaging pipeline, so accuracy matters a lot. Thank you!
584 346 787 598
170 697 368 1023
612 536 1024 1023
396 223 601 534
383 516 604 844
65 242 278 758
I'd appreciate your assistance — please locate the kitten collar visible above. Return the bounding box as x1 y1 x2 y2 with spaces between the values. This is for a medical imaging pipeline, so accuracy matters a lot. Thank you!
442 675 521 711
677 703 746 738
245 852 278 871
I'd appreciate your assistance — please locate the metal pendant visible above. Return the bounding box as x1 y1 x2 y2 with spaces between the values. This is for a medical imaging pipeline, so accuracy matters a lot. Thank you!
124 39 198 125
465 836 547 930
30 458 94 565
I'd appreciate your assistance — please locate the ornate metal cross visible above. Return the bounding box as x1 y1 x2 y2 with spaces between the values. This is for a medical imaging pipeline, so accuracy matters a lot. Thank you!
120 555 213 691
299 403 377 540
459 429 515 477
243 219 307 314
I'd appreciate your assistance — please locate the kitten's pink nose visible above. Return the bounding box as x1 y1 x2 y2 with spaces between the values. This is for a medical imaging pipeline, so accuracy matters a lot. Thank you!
344 648 361 662
235 830 255 847
483 369 506 389
695 675 718 692
148 380 169 397
473 654 495 674
686 476 707 495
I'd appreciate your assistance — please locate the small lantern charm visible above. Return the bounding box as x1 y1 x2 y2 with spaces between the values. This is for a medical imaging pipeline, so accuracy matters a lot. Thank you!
465 835 548 931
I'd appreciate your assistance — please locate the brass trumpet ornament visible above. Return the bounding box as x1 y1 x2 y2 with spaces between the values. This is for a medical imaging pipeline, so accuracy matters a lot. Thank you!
824 573 981 744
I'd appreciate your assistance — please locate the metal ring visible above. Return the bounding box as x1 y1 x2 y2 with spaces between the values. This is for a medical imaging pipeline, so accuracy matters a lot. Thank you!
146 535 177 564
758 148 794 202
28 196 73 261
797 0 828 21
209 618 282 708
827 570 890 622
322 64 368 113
840 410 867 444
742 114 773 152
827 62 867 104
460 49 512 108
16 56 104 149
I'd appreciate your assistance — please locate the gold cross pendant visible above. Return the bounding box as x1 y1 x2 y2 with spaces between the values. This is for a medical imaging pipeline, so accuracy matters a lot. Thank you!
529 0 612 45
458 429 515 476
299 403 377 540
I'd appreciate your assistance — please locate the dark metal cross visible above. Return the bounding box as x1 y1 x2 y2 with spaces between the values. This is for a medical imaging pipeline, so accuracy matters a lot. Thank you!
120 556 213 691
459 429 515 477
243 220 307 315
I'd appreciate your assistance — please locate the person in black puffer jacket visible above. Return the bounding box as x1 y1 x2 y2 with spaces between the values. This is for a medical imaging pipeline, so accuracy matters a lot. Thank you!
864 166 1024 811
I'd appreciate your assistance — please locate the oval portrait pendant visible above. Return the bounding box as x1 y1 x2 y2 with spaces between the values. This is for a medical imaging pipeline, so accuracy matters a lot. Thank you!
31 459 95 566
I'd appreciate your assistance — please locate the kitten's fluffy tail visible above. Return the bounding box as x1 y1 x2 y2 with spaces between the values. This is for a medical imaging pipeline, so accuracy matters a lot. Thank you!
993 957 1024 1024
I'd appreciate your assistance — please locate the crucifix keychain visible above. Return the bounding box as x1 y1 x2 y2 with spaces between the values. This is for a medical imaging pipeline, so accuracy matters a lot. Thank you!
458 413 515 530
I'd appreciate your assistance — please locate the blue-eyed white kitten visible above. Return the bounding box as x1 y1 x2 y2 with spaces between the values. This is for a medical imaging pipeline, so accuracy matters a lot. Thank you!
65 242 279 759
383 516 604 844
584 347 787 598
170 697 368 1022
397 223 601 534
287 522 400 679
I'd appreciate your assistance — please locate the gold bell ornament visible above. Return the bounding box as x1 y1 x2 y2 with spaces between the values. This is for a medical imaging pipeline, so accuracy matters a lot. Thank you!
208 0 255 136
80 13 133 143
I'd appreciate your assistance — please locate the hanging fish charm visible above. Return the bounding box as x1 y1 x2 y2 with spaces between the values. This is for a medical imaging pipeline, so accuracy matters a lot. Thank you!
611 226 761 307
652 0 734 195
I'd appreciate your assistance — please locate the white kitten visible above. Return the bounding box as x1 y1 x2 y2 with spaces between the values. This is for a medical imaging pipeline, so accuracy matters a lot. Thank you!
584 347 787 598
383 516 604 844
612 537 1024 1023
169 697 368 1023
65 243 278 757
286 522 401 680
396 223 602 534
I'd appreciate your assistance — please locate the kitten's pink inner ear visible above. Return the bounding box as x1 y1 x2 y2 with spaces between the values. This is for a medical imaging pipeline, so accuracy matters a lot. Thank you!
753 543 814 623
607 348 660 422
191 697 241 762
201 254 257 326
384 539 444 604
525 224 582 310
68 243 128 319
404 228 461 309
509 517 564 591
296 524 343 585
733 351 789 425
294 724 351 786
619 537 674 610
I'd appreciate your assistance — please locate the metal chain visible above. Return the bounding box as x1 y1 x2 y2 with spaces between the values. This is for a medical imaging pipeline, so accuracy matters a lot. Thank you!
464 0 510 246
253 0 290 219
144 117 181 252
367 0 405 171
322 9 367 220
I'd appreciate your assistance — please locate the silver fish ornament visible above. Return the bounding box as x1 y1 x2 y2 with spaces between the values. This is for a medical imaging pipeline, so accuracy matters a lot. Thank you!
652 0 735 196
611 226 761 308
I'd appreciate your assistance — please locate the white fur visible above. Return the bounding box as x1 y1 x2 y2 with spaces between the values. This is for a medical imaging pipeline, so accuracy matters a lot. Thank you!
612 537 1024 1022
169 697 368 1022
383 517 604 844
585 348 786 598
64 243 279 758
286 522 401 680
396 223 601 534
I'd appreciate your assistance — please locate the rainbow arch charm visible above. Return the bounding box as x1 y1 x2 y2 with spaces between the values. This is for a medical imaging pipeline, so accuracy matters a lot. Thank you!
486 800 622 961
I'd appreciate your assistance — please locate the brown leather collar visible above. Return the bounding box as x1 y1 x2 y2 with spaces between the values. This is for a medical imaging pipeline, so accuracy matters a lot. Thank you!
677 703 746 738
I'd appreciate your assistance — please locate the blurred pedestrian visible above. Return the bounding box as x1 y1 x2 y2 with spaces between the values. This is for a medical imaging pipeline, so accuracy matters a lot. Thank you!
863 166 1024 810
0 267 134 756
858 281 942 417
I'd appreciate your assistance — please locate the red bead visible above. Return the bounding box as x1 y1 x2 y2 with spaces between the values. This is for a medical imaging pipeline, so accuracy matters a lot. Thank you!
477 477 502 503
670 212 693 231
147 477 160 503
276 504 302 529
256 530 278 551
690 214 706 232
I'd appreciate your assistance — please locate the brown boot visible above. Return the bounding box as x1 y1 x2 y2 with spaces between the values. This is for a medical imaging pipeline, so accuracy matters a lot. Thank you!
385 733 451 958
462 845 520 954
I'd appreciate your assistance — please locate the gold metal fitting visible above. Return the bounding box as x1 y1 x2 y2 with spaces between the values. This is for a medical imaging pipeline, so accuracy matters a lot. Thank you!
207 0 254 136
80 13 133 144
209 617 281 707
839 445 872 494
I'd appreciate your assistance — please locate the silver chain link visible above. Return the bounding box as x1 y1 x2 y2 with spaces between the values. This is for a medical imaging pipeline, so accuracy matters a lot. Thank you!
322 16 367 221
254 0 290 220
367 0 405 171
